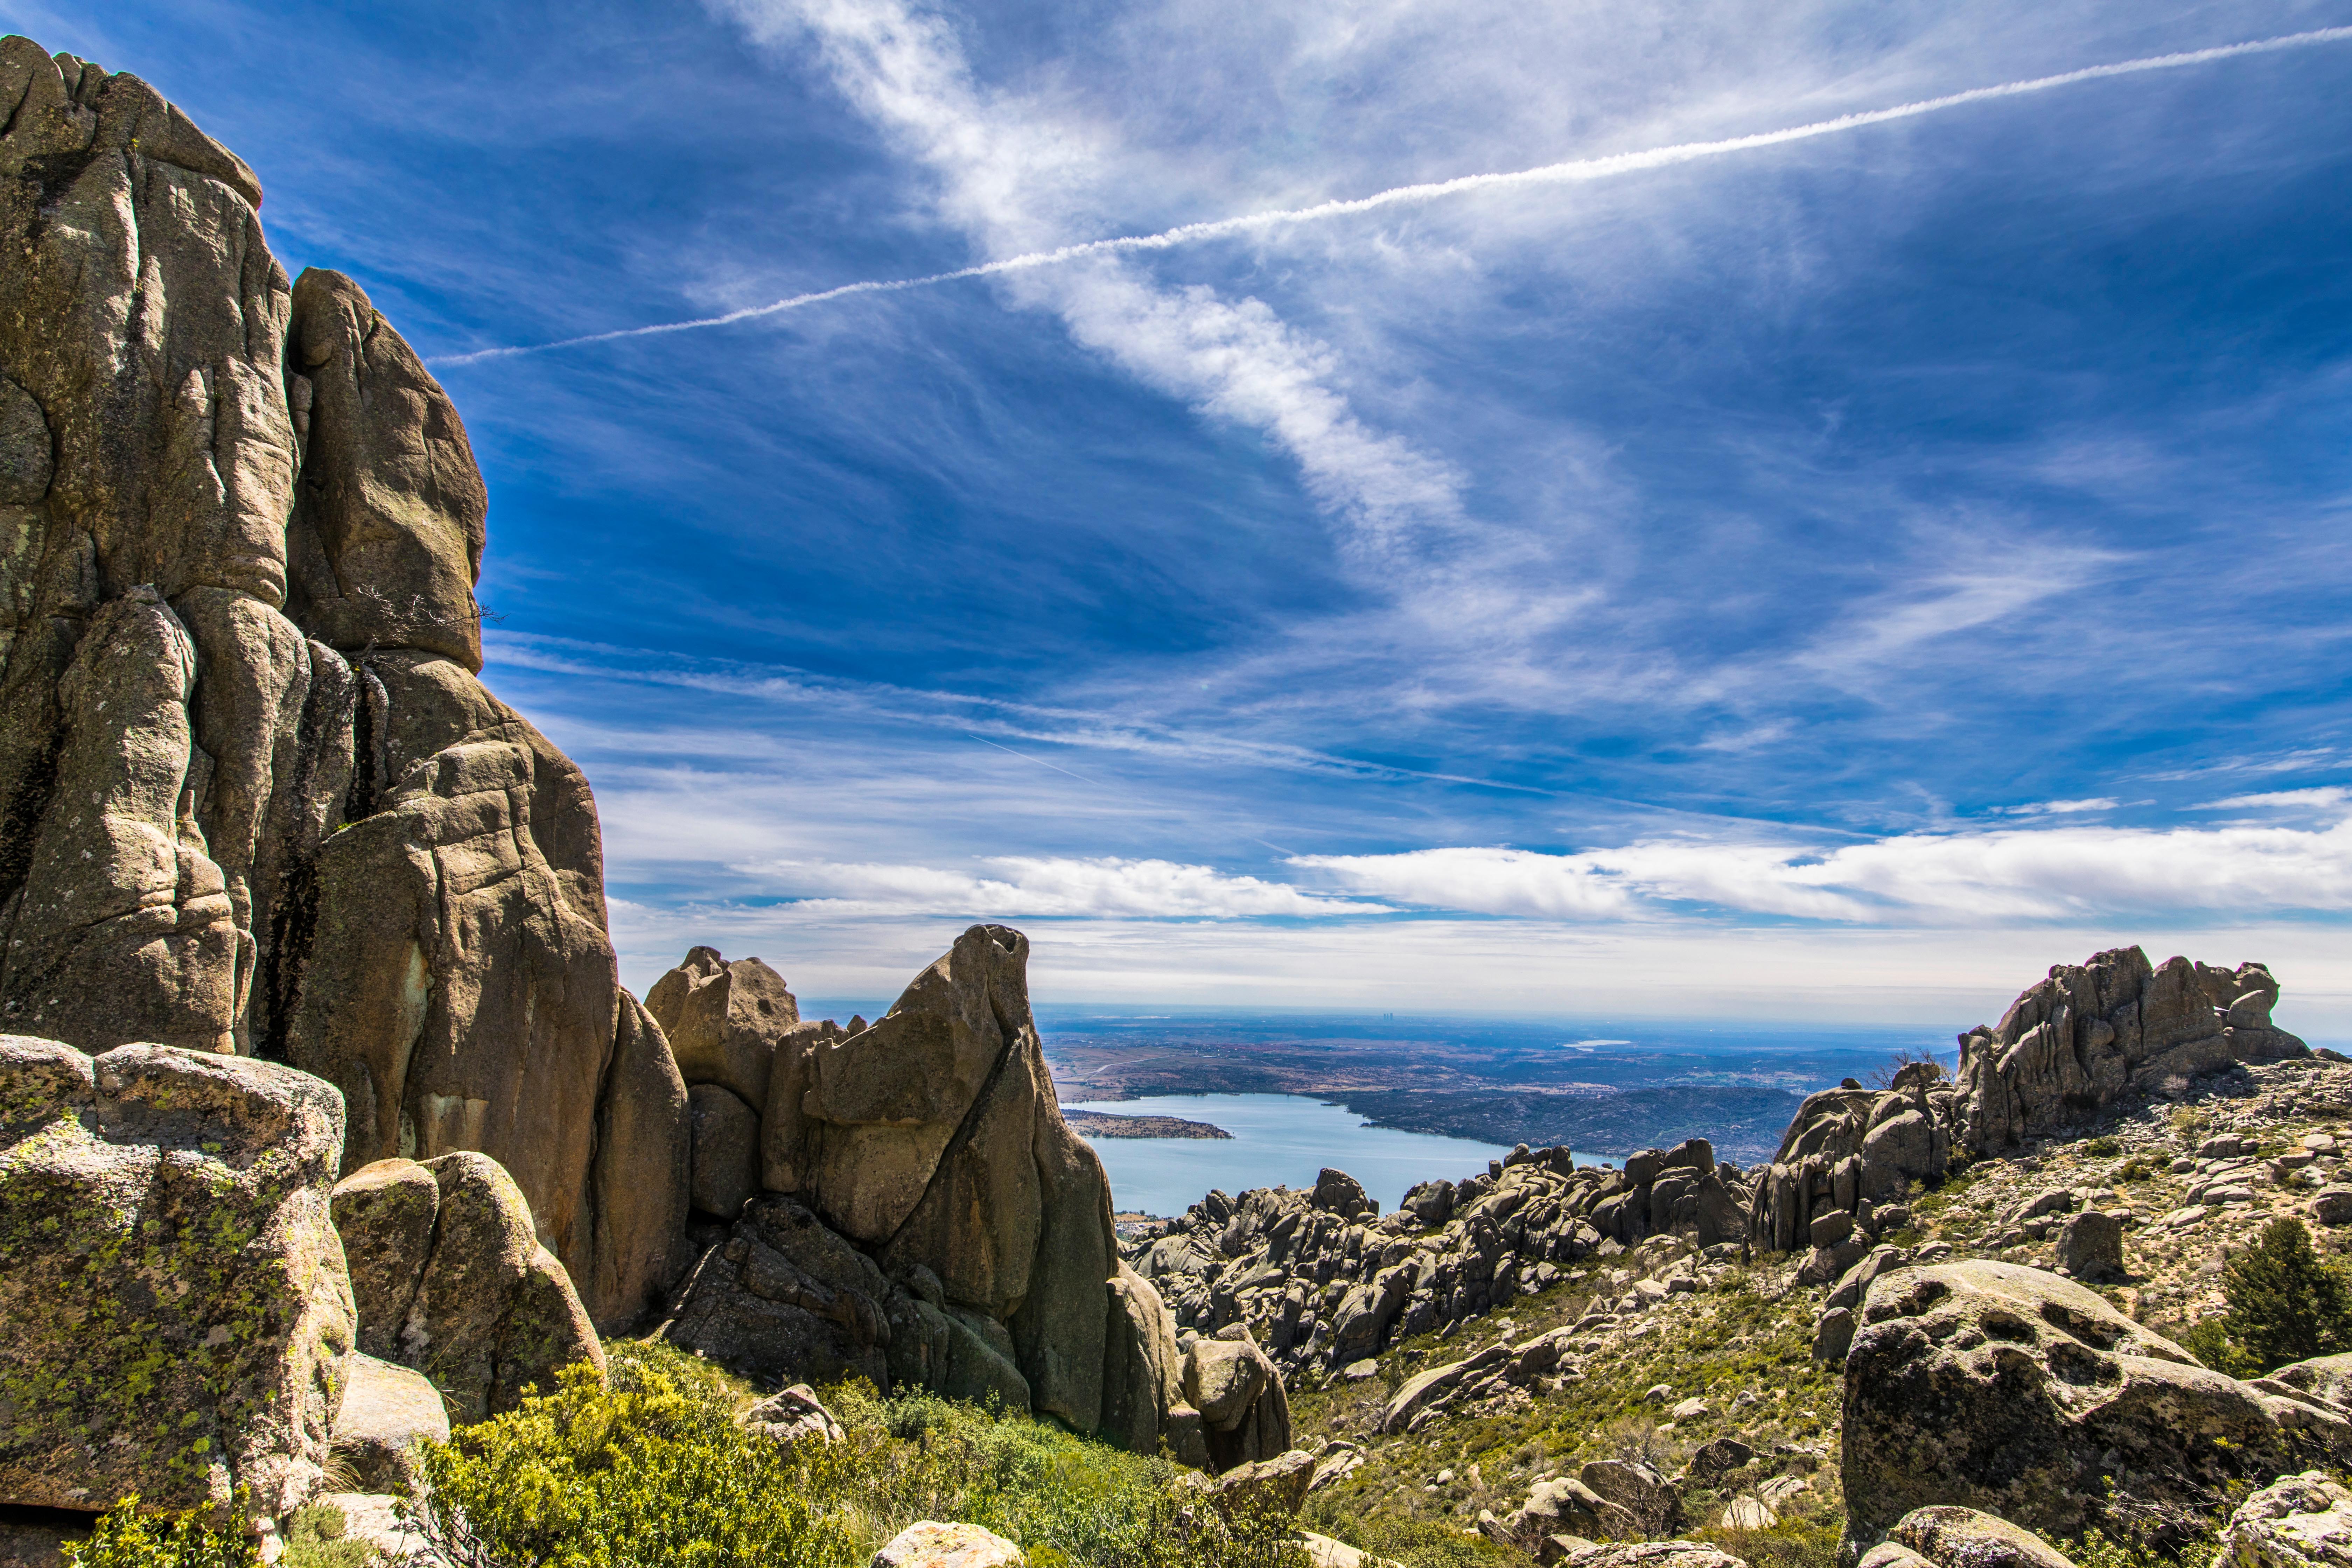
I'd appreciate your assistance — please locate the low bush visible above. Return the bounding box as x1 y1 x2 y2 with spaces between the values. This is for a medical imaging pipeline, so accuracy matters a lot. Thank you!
62 1497 259 1568
419 1340 1304 1567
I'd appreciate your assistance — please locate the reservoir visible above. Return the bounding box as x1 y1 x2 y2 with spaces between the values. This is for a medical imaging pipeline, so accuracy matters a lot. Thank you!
1063 1092 1535 1218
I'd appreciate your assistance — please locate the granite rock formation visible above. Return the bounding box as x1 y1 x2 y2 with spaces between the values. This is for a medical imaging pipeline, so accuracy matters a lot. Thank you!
1958 948 2308 1154
1840 1260 2352 1544
1130 1138 1749 1375
1747 1062 1958 1261
330 1152 604 1421
657 928 1190 1456
0 35 689 1333
0 1037 354 1519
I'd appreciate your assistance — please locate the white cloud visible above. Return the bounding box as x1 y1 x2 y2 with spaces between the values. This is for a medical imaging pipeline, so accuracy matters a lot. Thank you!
736 855 1387 918
1294 814 2352 924
2202 787 2352 811
1990 798 2119 816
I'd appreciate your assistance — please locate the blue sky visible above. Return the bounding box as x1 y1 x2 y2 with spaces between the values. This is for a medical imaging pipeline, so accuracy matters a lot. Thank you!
25 0 2352 1029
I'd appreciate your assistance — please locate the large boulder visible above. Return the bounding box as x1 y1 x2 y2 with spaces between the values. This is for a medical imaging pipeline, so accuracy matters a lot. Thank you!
660 1192 896 1391
0 1039 354 1519
1183 1328 1293 1470
2216 1471 2352 1568
1884 1505 2078 1568
646 948 799 1112
1841 1260 2352 1543
872 1522 1025 1567
0 35 690 1336
330 1152 604 1421
1958 948 2308 1153
669 926 1176 1454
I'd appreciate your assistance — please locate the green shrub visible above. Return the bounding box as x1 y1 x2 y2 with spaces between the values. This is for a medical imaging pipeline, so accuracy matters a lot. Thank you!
420 1340 1303 1568
419 1346 845 1567
62 1497 260 1568
2085 1136 2123 1158
2183 1217 2352 1375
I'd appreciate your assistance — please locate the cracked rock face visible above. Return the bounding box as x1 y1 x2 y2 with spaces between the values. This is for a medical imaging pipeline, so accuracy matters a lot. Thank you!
1841 1260 2352 1543
1958 947 2309 1154
658 926 1190 1457
0 34 688 1333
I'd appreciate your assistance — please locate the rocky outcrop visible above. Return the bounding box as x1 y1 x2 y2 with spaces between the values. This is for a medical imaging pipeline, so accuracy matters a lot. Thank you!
2216 1472 2352 1568
1132 1138 1748 1374
1958 948 2308 1154
1382 1328 1580 1433
659 929 1185 1455
1747 1063 1957 1258
0 35 689 1335
330 1153 604 1421
1840 1259 2352 1543
0 1037 354 1519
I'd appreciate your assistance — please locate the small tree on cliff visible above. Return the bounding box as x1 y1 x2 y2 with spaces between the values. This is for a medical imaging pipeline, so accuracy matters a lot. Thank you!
2183 1216 2352 1375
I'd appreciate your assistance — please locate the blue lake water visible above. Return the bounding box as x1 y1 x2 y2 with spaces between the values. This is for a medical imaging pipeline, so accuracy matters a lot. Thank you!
1064 1092 1618 1219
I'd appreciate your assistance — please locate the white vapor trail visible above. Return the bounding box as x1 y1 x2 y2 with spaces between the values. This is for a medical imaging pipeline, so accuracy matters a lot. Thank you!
433 25 2352 368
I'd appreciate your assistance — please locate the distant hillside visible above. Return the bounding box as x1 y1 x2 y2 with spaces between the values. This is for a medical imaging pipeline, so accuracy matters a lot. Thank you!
1335 1086 1807 1164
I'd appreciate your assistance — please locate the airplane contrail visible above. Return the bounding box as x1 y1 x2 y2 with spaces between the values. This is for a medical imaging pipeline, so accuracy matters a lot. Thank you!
433 25 2352 368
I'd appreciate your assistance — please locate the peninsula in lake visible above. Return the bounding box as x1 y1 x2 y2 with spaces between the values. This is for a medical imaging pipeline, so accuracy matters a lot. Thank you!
1065 1109 1233 1140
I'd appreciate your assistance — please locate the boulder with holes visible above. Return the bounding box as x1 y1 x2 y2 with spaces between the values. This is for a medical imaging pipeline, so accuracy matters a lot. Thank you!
1840 1260 2352 1545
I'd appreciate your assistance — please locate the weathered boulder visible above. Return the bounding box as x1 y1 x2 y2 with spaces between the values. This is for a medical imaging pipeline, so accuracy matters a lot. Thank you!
660 1192 895 1390
1500 1477 1639 1548
2216 1471 2352 1568
872 1521 1025 1567
329 1152 604 1421
0 36 691 1336
1958 948 2308 1153
2052 1212 2123 1281
1186 1328 1294 1470
331 1158 441 1361
0 1039 353 1518
1578 1460 1682 1535
1841 1260 2352 1542
742 1384 844 1447
328 1353 448 1495
1888 1505 2077 1568
1301 1532 1406 1568
1314 1168 1374 1220
1213 1449 1316 1517
1546 1542 1749 1568
646 948 798 1113
2261 1353 2352 1410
